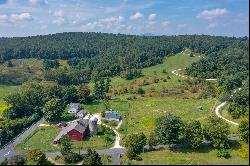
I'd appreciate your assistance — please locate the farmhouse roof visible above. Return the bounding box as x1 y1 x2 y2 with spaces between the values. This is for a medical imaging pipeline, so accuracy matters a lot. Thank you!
105 111 121 120
69 103 80 109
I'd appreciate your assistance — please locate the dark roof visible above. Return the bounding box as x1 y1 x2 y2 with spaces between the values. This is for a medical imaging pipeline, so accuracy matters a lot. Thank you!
77 110 87 116
105 111 121 120
69 103 80 109
53 119 89 142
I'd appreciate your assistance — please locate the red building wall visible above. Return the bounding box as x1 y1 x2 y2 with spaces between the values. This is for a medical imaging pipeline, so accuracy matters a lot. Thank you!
67 126 90 141
67 129 83 141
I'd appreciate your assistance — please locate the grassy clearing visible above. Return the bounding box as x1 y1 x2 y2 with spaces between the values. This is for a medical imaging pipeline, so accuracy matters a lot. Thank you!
109 51 201 89
15 125 114 153
128 146 249 165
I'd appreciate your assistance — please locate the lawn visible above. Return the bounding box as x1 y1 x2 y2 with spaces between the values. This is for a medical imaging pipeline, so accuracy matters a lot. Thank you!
15 126 61 152
127 145 249 165
15 125 114 153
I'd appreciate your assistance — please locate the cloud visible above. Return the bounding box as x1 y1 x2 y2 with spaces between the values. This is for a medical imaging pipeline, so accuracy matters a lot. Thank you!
130 12 144 20
81 21 102 31
29 0 48 5
197 8 227 19
52 17 65 25
161 20 170 26
81 16 126 32
0 14 8 22
9 13 33 22
54 9 64 17
100 16 124 24
148 13 157 21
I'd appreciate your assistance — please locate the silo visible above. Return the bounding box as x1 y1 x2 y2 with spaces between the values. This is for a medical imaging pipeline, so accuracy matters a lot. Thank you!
89 116 98 135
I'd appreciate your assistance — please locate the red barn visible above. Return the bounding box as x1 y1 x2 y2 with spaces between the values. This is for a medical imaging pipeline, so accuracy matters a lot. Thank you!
53 119 90 144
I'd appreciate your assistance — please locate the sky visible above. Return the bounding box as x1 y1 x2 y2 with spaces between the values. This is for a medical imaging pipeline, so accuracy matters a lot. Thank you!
0 0 249 37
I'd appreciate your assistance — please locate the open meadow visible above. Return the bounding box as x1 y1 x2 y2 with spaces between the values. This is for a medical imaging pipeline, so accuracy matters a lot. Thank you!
127 145 249 165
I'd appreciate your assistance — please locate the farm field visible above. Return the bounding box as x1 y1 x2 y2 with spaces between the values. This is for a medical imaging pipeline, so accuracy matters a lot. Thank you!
15 125 114 153
127 146 249 165
126 96 217 137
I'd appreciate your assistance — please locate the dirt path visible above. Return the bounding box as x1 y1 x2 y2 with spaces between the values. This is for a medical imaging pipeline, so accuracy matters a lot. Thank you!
171 68 238 126
215 102 239 125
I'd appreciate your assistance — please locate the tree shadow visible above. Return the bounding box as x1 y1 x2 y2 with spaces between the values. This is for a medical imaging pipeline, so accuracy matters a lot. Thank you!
228 140 241 150
169 144 213 154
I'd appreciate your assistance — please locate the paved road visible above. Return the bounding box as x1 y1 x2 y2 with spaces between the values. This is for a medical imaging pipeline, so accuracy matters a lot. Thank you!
0 118 44 162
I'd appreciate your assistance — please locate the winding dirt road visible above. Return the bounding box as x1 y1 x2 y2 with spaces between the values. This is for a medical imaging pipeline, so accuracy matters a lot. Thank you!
171 68 239 126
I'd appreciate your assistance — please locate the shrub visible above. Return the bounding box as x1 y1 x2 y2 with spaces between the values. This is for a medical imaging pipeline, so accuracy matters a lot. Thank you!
137 87 145 94
64 153 82 164
237 144 249 158
55 155 61 160
216 149 231 158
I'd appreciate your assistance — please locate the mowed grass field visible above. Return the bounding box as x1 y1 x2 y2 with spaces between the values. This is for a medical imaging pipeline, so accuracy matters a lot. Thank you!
0 85 18 117
126 96 217 137
128 146 249 165
15 125 114 153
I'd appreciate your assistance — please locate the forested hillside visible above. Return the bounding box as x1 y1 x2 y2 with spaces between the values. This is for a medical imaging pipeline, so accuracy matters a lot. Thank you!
0 33 248 85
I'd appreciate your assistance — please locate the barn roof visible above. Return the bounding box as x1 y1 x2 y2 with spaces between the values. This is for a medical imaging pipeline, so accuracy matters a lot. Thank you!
53 119 89 142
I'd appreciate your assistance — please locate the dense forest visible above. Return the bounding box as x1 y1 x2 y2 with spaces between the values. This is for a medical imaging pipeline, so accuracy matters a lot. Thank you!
0 33 248 84
0 33 249 147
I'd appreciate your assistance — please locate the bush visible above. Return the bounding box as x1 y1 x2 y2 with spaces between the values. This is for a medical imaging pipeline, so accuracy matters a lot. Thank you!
64 153 82 164
237 144 249 158
216 149 231 158
148 131 159 147
109 120 118 127
134 155 142 161
97 126 106 135
137 87 145 95
8 155 25 165
55 155 61 160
